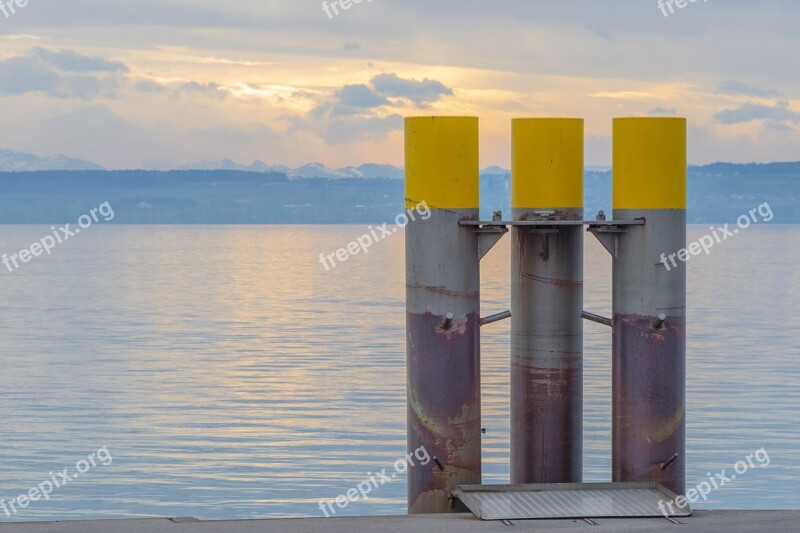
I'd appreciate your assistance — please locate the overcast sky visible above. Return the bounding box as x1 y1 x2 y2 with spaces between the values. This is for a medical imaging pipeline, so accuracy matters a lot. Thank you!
0 0 797 169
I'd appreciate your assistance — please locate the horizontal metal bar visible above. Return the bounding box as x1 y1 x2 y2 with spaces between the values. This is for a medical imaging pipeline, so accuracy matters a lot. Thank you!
581 311 613 327
460 220 645 227
480 310 512 326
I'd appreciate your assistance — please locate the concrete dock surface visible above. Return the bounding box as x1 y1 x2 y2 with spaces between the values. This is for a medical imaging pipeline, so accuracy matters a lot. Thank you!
1 511 799 533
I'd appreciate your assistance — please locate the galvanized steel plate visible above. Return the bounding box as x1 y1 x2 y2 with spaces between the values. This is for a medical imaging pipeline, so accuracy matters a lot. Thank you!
453 482 691 520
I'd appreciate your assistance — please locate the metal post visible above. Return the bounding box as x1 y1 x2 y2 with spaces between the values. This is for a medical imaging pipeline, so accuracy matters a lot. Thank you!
510 118 584 484
612 117 687 495
405 116 481 513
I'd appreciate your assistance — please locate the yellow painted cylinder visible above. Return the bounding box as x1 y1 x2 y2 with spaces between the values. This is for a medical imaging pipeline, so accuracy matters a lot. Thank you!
405 116 479 209
613 118 687 210
512 118 584 209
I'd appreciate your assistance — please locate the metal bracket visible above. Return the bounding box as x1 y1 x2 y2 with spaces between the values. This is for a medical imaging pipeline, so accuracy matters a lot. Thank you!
460 220 645 228
528 227 559 261
460 218 644 261
587 225 626 258
474 227 508 260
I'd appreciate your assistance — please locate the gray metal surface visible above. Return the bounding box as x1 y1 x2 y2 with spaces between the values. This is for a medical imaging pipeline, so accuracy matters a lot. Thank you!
406 206 482 514
453 482 690 521
511 208 583 484
460 220 644 227
611 209 687 495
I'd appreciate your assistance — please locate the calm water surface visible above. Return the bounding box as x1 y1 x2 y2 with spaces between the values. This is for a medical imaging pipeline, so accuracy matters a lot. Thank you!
0 225 798 521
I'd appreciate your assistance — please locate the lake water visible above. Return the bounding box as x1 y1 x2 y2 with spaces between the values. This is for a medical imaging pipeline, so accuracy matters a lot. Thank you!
0 225 798 522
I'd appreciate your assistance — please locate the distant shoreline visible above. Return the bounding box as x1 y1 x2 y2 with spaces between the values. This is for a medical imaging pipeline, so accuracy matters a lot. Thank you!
1 163 798 224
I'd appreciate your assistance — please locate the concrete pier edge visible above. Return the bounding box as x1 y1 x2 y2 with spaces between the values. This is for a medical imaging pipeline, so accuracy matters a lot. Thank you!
2 511 800 533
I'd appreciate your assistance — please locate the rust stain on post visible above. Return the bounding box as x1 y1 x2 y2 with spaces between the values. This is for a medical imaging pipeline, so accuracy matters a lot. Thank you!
511 364 582 482
408 311 481 513
613 313 686 494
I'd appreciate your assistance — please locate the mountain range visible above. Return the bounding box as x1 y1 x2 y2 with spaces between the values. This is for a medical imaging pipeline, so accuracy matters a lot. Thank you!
0 149 411 179
0 149 797 224
0 149 104 172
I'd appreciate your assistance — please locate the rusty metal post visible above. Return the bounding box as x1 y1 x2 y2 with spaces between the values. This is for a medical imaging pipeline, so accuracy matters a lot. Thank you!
612 117 687 495
405 116 481 513
510 119 584 484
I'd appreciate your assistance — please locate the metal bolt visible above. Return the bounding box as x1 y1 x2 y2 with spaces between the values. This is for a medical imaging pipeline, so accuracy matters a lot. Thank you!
660 453 679 470
441 312 454 329
652 313 667 329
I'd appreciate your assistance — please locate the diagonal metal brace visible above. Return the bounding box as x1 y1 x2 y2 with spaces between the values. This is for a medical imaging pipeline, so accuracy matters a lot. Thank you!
474 226 508 260
587 225 627 258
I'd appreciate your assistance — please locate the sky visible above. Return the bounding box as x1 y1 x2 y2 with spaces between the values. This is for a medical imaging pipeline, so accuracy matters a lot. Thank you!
0 0 798 169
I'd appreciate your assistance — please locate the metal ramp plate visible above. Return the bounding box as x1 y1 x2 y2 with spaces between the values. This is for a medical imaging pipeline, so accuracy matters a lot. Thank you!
453 482 692 521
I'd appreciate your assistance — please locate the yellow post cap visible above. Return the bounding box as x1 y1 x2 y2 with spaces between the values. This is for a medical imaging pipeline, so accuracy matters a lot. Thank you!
405 116 479 209
512 118 584 209
613 117 687 210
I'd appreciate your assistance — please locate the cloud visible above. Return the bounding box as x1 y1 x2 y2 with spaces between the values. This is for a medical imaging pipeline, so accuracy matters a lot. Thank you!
31 48 128 73
370 73 453 106
39 104 158 168
191 124 278 145
336 84 389 110
5 1 798 168
761 121 795 134
312 73 452 118
43 104 139 133
589 91 660 100
717 80 782 98
714 101 800 125
585 25 613 40
321 114 404 145
0 48 126 99
302 73 450 144
177 81 228 100
130 79 231 101
0 55 61 95
0 47 227 103
648 107 677 116
134 80 169 94
294 104 403 144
